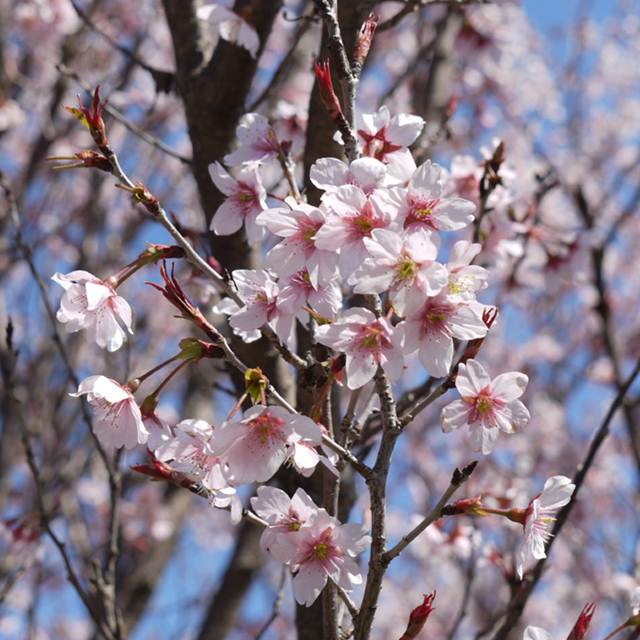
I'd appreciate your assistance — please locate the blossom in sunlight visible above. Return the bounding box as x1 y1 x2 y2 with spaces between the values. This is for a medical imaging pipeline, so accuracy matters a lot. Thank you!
395 160 476 235
281 509 370 606
52 270 133 352
309 156 387 195
71 376 148 450
224 113 280 165
229 269 295 345
277 269 342 319
197 3 260 58
398 294 488 378
314 185 398 275
440 359 530 454
208 161 267 244
211 405 322 484
315 307 404 389
516 475 575 578
445 240 489 301
349 228 448 314
257 201 337 286
250 486 317 557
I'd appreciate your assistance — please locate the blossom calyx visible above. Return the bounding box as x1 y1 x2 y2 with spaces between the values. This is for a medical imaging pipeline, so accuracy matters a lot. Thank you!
65 86 108 149
401 591 436 639
315 60 343 121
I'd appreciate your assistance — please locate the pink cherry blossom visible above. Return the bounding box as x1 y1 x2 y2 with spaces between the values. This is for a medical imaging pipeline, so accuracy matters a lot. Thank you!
314 185 399 276
350 228 448 314
309 156 387 195
52 270 133 352
395 160 476 234
71 376 148 450
277 269 342 319
315 308 404 389
399 295 489 378
257 201 337 286
229 269 294 345
224 113 280 166
211 405 322 484
440 359 530 454
356 106 424 181
284 509 370 606
516 475 575 579
208 161 267 244
196 4 260 58
250 486 317 557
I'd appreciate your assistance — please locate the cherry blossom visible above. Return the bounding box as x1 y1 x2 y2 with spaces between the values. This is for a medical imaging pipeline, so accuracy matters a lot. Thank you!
257 201 337 286
250 486 317 557
309 156 387 195
211 405 322 484
440 359 530 454
71 376 148 450
356 106 424 181
516 475 576 579
281 509 370 606
446 240 489 301
277 269 342 319
395 160 476 234
399 295 489 378
196 3 260 58
349 228 448 314
52 270 133 352
315 308 404 389
229 269 294 345
224 113 280 166
314 185 399 275
523 627 551 640
208 161 267 244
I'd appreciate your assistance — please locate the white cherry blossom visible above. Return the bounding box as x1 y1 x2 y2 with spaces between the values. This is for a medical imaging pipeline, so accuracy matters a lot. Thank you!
309 156 387 195
224 113 279 166
197 4 260 58
52 270 133 352
71 376 147 450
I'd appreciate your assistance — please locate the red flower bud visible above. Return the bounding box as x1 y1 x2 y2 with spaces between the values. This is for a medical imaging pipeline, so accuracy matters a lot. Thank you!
567 603 596 640
47 150 112 172
400 591 436 639
315 60 343 121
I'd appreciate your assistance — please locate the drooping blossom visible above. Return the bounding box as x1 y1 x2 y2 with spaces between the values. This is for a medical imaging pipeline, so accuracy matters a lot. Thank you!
211 405 322 484
250 486 317 557
224 113 280 166
315 307 404 389
355 106 424 181
394 160 476 234
257 201 337 286
440 359 530 454
309 156 387 195
208 161 267 244
196 3 260 58
229 269 294 345
398 294 489 378
71 376 148 450
279 509 370 606
446 240 489 301
349 228 448 314
52 270 133 352
515 475 575 579
314 185 399 275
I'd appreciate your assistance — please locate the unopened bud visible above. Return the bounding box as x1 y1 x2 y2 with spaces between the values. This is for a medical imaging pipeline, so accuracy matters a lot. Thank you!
354 14 378 69
567 603 596 640
48 150 112 172
400 591 436 640
315 60 343 121
65 86 108 149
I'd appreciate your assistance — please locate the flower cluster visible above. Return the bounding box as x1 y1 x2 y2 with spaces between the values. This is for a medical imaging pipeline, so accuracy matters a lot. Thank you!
251 486 370 606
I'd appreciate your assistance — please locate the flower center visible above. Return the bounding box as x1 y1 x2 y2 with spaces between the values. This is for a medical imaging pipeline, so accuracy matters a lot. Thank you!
396 257 417 283
475 397 493 415
289 521 301 532
313 542 329 560
248 413 284 444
